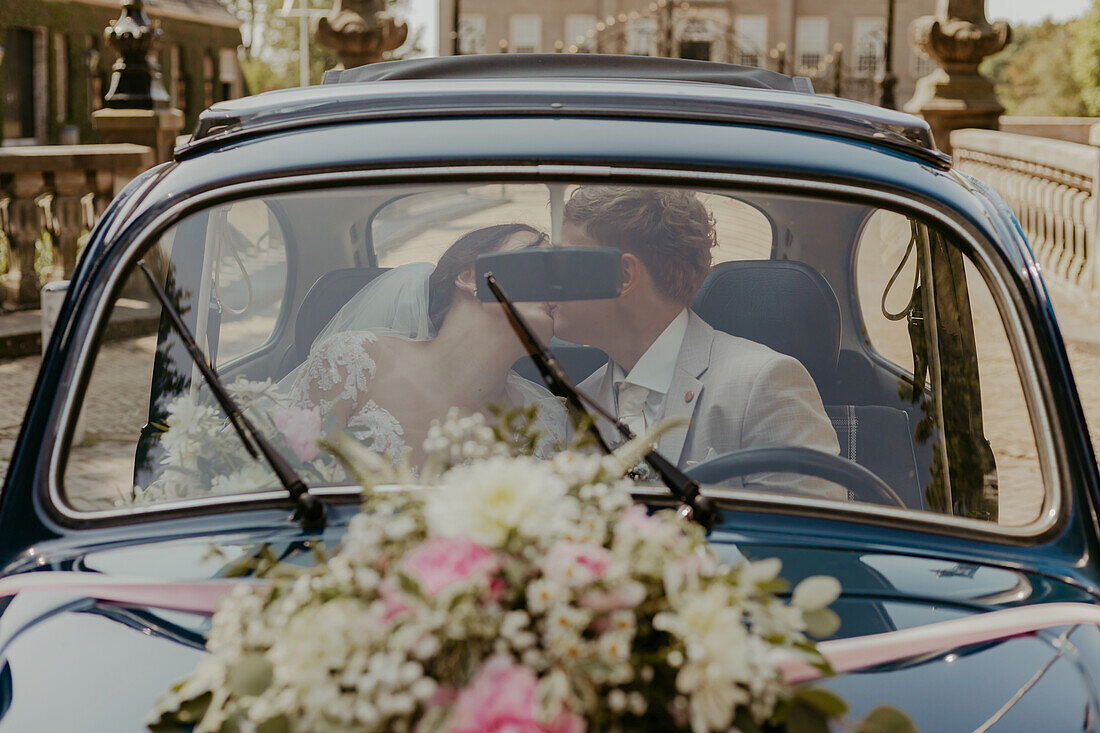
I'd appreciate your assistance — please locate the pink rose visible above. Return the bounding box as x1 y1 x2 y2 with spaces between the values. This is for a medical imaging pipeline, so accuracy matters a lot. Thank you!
542 541 611 588
446 655 585 733
617 504 660 533
270 406 322 462
577 580 647 613
379 578 410 622
404 536 499 598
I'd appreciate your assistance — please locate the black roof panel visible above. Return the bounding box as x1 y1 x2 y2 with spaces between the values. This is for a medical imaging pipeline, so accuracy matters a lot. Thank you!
181 56 945 167
321 53 816 94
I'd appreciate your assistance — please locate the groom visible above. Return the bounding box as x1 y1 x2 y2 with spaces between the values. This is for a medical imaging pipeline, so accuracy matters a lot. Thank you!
552 186 843 499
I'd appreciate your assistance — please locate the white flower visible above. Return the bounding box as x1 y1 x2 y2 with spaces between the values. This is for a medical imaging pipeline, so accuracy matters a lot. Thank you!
159 394 219 464
425 456 576 547
527 579 569 614
227 376 275 403
596 631 632 664
791 575 842 611
209 463 277 496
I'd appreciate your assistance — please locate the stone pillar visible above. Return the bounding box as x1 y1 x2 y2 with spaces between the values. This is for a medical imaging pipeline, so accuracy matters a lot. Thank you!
52 169 87 278
5 173 47 309
315 0 409 69
92 0 183 163
905 0 1010 156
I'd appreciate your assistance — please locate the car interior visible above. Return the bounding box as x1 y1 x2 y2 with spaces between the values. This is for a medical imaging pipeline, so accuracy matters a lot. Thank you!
65 181 1044 528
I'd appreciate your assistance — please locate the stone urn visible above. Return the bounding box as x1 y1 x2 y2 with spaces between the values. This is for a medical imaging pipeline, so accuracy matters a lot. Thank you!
905 0 1011 154
315 0 409 69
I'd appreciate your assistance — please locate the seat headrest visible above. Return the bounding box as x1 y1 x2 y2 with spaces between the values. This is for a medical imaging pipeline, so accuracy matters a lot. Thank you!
692 260 841 388
295 267 389 362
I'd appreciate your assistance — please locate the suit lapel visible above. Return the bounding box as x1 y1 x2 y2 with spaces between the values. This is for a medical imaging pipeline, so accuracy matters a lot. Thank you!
657 312 714 465
577 362 620 447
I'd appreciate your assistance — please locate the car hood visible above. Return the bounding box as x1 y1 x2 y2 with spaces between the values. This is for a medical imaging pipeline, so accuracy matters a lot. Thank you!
0 535 1098 731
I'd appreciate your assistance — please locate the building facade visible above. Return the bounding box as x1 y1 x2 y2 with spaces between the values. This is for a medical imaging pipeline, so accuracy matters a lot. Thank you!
1 0 242 147
439 0 937 107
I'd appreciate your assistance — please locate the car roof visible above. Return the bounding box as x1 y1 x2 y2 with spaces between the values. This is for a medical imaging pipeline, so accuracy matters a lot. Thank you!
180 54 947 168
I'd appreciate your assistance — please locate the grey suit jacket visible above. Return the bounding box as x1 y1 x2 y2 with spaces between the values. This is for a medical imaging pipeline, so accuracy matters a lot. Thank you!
578 310 843 499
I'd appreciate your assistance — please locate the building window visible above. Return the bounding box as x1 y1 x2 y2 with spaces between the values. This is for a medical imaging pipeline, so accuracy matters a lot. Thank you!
219 48 240 100
625 17 656 55
510 15 541 53
458 15 486 54
203 54 214 108
54 33 69 126
679 19 712 61
853 17 885 77
795 16 828 73
84 35 104 115
169 45 181 109
2 27 46 145
566 14 597 52
734 15 767 66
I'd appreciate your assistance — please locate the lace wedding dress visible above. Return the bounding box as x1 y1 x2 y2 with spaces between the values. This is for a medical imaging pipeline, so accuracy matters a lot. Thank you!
287 330 565 464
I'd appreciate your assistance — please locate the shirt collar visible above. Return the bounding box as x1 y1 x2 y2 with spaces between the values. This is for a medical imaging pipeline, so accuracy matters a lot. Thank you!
612 308 690 396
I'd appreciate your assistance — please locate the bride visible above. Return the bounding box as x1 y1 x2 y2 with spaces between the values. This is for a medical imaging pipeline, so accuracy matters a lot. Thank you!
286 224 564 465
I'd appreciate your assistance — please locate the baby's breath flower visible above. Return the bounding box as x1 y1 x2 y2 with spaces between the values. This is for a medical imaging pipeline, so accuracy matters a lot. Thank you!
148 410 840 733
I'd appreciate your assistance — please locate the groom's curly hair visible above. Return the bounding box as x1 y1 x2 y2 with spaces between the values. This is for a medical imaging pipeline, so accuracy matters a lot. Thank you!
428 223 548 332
564 186 716 305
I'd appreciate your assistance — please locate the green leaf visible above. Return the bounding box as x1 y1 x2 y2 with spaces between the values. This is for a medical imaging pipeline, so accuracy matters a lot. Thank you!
147 690 213 730
855 705 920 733
255 715 292 733
226 653 273 697
757 578 790 594
785 698 831 733
732 707 764 733
794 687 849 718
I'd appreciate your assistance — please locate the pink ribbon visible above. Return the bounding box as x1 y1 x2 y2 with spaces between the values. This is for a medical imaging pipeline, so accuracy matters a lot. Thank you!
0 572 260 614
779 602 1100 683
1 573 1095 683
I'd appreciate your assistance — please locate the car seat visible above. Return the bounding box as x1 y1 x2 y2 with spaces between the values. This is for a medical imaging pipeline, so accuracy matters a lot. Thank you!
293 267 391 364
693 260 925 509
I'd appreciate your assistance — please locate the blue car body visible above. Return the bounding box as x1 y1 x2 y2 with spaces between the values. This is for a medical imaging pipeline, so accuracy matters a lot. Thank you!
3 55 1099 730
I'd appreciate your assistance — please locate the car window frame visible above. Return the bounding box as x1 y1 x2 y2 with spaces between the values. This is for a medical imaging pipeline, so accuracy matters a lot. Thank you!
45 163 1065 544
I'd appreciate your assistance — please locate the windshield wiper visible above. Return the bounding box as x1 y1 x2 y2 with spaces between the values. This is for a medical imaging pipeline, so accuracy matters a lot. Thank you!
138 260 326 529
483 272 719 529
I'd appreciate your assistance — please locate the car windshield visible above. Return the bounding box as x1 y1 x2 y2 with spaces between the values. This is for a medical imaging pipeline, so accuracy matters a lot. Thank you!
63 181 1049 530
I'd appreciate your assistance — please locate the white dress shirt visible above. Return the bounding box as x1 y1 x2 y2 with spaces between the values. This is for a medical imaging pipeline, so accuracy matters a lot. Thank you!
612 308 690 434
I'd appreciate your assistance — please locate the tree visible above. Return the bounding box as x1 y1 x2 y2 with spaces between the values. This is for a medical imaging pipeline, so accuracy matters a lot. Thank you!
219 0 421 93
1072 0 1100 115
980 20 1087 116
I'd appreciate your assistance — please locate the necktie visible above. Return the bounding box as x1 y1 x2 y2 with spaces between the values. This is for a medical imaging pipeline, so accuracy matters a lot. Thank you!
618 382 648 438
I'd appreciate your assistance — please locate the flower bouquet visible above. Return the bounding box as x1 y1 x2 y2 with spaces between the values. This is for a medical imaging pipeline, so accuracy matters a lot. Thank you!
148 409 914 733
128 378 343 505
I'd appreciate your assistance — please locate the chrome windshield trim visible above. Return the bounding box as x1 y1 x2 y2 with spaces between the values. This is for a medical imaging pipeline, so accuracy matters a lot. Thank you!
49 163 1062 540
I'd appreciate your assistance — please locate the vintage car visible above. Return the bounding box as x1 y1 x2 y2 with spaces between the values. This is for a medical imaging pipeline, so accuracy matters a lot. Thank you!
2 53 1099 730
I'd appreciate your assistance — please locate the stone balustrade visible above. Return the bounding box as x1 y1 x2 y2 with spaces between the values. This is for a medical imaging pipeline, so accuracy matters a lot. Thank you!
0 144 155 311
951 128 1100 291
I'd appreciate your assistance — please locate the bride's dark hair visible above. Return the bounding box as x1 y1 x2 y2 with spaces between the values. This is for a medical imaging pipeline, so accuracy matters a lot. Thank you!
428 223 548 332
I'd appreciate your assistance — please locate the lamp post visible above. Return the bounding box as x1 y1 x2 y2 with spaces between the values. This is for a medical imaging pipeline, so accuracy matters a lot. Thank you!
832 43 844 98
877 0 897 109
769 42 787 75
452 0 461 55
